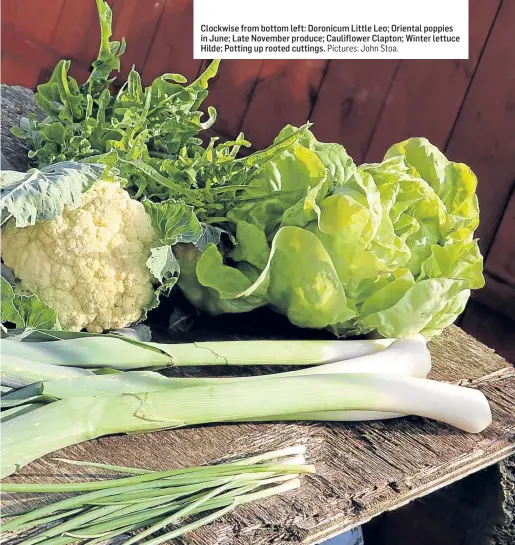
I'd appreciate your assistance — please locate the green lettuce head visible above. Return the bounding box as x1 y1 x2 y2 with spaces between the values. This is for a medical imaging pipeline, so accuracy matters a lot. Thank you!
175 129 484 339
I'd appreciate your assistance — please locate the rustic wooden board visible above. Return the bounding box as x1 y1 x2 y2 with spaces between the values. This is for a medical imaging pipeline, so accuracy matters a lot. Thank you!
485 187 515 287
472 273 515 323
204 60 264 139
111 0 165 81
1 25 63 77
461 301 515 365
364 0 501 161
3 326 514 545
50 0 101 67
0 51 42 89
240 60 328 149
2 0 65 46
445 0 515 254
309 60 399 163
142 0 201 85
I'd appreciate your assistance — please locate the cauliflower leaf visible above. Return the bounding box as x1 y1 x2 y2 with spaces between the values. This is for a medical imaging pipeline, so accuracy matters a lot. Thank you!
0 162 105 228
1 277 61 330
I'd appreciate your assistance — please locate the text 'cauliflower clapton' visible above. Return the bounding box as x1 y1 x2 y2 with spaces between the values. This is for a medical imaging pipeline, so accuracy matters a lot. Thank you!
2 182 157 332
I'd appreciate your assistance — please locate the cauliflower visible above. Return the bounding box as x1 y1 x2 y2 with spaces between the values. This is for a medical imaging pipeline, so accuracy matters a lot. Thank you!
1 181 157 332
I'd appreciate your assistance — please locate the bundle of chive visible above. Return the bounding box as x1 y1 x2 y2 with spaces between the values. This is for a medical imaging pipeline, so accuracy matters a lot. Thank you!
1 446 313 545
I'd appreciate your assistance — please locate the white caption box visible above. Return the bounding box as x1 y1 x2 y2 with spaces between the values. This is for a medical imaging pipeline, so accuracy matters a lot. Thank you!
194 0 468 60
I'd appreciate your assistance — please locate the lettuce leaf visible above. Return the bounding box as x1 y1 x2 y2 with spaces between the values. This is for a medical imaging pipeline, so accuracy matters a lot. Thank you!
177 134 484 339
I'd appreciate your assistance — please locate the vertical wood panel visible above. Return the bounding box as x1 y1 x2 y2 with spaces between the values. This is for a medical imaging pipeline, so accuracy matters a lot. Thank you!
111 0 165 80
461 301 515 364
446 0 515 254
142 0 201 85
205 60 263 138
2 0 65 46
365 0 501 161
239 60 328 149
485 187 515 286
50 0 101 66
310 60 399 163
1 51 41 88
2 25 62 72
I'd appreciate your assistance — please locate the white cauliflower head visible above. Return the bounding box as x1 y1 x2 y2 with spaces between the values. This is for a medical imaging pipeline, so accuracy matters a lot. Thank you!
2 181 157 332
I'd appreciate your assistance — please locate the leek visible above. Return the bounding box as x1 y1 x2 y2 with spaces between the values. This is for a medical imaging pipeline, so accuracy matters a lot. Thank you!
1 373 491 478
1 355 94 388
2 333 394 369
7 337 429 401
1 337 430 425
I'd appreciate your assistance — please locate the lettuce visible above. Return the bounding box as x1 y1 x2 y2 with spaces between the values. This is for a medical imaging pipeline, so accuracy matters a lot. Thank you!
176 132 484 339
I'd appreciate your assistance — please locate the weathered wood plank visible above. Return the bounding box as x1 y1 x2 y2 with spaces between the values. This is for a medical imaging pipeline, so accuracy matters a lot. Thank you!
142 0 201 85
50 0 101 67
111 0 165 80
310 60 399 163
485 187 515 287
0 52 41 89
2 0 66 47
3 326 514 545
0 86 41 171
472 272 515 322
240 60 328 149
364 0 501 161
461 301 515 365
204 60 264 139
445 0 515 254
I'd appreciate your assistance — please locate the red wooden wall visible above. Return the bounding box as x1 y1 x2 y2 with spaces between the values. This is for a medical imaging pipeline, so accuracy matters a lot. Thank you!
2 0 514 360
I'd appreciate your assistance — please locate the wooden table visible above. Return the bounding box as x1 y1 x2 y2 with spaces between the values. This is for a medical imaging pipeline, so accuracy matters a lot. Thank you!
1 86 514 544
3 326 514 544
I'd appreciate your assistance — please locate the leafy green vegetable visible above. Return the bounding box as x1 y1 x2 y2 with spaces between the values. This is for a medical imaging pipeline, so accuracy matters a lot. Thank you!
0 165 202 331
0 162 105 227
11 0 314 226
1 277 61 330
176 135 484 339
7 0 484 340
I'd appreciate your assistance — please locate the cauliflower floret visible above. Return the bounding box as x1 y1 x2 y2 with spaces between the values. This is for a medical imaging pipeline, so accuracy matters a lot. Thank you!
1 181 157 332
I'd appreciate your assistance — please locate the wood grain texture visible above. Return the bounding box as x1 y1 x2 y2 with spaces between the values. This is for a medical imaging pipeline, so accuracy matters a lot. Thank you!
142 0 201 85
0 86 42 171
462 301 515 365
240 60 328 149
1 0 65 46
0 52 41 89
365 0 501 162
2 25 64 74
204 60 264 139
445 0 515 254
485 187 515 286
111 0 165 80
472 272 515 322
3 327 514 545
50 0 101 66
310 60 399 163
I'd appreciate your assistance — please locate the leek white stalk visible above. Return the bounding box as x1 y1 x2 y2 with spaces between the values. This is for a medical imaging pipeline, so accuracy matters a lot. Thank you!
1 335 394 370
0 373 491 478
